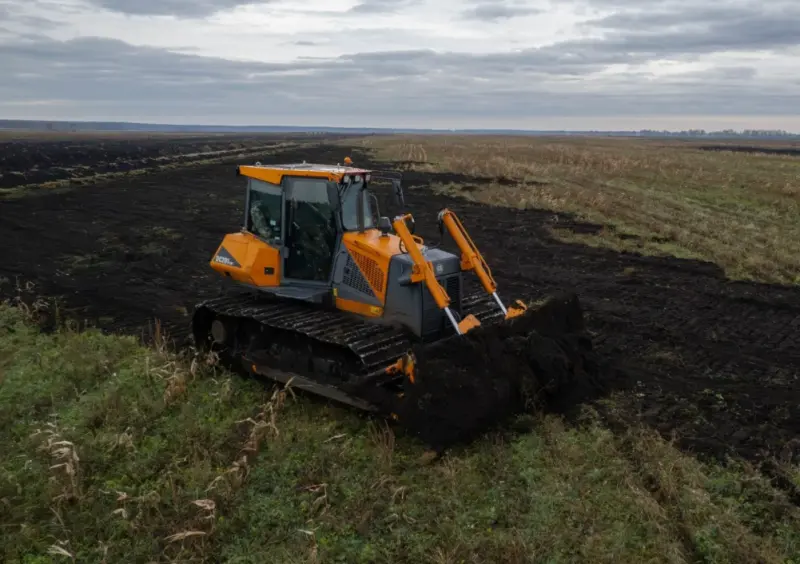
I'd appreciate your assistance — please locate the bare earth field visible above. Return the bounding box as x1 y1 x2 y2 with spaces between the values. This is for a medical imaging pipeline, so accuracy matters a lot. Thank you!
2 132 800 562
0 130 333 192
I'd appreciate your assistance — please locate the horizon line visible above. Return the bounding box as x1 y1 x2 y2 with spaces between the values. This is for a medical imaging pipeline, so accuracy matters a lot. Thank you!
1 118 798 137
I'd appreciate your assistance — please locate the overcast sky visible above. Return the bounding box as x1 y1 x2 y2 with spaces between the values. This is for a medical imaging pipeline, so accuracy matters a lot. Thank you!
1 0 799 130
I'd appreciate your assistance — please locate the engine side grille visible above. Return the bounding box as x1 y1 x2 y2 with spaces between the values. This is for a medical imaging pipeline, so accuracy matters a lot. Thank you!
351 252 385 295
343 254 375 297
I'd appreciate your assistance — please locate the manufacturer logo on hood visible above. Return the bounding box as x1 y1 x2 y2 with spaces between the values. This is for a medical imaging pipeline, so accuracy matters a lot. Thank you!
214 246 240 268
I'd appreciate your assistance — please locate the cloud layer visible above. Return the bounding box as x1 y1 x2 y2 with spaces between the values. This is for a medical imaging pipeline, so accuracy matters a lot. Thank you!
1 0 798 129
90 0 255 17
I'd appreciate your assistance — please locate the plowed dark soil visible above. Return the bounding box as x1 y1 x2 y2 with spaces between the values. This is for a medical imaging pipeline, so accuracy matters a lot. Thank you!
0 133 333 188
1 140 799 467
697 144 800 157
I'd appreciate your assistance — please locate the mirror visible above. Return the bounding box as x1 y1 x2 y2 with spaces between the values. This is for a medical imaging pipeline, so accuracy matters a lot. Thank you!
369 192 381 226
326 182 341 211
391 179 405 207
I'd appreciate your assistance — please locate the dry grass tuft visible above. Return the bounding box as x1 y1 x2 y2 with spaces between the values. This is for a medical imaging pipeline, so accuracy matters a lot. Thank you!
368 419 396 472
47 541 76 561
206 381 294 498
31 422 82 504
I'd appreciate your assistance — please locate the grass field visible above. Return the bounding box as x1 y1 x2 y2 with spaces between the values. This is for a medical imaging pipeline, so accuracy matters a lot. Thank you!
2 302 800 563
2 133 800 563
352 135 800 284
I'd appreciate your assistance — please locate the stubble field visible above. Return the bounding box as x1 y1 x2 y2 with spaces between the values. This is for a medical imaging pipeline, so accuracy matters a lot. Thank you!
1 131 799 563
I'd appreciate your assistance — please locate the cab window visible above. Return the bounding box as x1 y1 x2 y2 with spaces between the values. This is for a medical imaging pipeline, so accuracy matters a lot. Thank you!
341 178 376 231
247 179 282 242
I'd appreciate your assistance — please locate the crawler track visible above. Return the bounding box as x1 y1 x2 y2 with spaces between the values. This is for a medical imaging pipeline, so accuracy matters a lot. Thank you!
192 288 505 387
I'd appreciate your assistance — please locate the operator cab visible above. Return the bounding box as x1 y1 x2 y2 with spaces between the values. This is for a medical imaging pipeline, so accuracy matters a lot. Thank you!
241 162 399 285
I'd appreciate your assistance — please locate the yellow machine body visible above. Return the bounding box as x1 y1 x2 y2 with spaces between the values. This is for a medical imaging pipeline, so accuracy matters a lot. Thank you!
193 158 527 416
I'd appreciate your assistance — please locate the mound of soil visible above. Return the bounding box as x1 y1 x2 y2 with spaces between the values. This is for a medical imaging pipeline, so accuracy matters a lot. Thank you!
395 293 605 448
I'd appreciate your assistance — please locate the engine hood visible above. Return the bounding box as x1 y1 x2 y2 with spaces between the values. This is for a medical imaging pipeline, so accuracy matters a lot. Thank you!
391 247 461 284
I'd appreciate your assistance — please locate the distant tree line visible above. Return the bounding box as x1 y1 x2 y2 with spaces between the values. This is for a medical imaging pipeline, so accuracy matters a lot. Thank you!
632 129 800 139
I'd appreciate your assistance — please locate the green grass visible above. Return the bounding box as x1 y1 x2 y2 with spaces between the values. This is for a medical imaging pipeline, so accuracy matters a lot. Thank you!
350 135 800 285
2 303 799 563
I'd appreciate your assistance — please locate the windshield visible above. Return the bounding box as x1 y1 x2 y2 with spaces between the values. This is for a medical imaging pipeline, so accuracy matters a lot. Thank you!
341 178 377 231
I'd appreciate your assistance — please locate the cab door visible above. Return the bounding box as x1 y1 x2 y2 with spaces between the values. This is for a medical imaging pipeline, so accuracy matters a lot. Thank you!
282 176 339 283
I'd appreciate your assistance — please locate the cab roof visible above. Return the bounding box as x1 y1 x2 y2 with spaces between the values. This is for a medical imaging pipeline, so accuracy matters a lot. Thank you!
257 163 370 174
237 162 371 183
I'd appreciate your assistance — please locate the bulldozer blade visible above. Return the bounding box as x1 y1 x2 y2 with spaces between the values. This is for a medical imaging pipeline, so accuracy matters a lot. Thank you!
393 292 602 449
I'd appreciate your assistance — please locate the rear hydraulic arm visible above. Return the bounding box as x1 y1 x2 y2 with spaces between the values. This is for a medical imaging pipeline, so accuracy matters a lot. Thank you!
437 208 525 319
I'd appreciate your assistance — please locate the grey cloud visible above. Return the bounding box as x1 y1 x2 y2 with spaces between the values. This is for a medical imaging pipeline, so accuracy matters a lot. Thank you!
329 5 798 80
571 0 728 7
461 4 540 21
0 35 796 125
0 1 64 31
594 14 800 55
581 2 800 54
698 66 759 81
87 0 266 17
344 49 437 62
347 0 421 14
588 5 756 29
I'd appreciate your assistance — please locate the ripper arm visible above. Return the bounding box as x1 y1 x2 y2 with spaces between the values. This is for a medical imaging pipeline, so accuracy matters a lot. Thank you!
437 208 527 319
